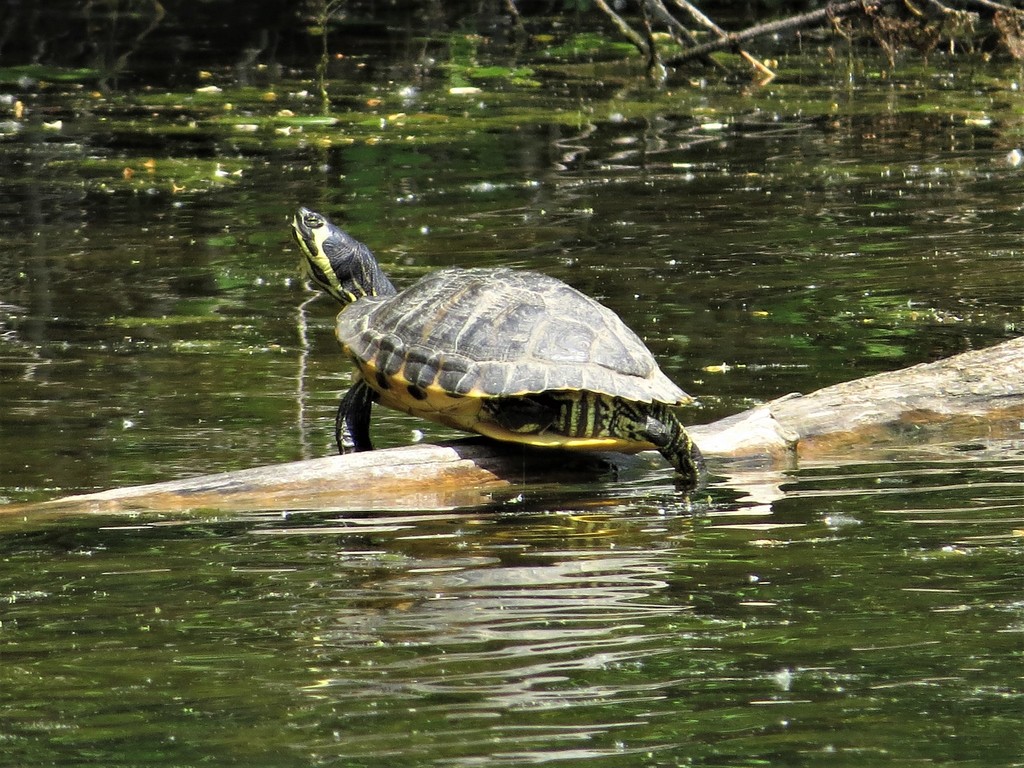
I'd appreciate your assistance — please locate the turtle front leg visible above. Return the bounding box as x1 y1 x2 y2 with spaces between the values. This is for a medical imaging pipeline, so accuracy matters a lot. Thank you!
335 379 377 453
637 404 706 489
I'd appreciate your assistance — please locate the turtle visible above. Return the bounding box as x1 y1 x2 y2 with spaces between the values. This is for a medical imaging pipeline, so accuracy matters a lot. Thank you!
290 206 705 487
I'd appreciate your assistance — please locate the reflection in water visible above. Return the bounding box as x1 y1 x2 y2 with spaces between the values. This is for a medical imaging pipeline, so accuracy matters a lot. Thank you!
246 448 1021 765
294 290 322 460
290 523 695 762
0 450 1022 765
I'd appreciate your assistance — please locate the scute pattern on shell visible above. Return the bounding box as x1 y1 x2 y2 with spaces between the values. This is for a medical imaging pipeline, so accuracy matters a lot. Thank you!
337 267 689 405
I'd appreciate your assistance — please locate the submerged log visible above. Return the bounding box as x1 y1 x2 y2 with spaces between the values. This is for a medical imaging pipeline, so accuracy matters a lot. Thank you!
4 336 1022 518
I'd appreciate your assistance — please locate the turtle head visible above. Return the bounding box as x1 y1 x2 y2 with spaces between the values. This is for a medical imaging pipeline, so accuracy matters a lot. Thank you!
291 207 396 304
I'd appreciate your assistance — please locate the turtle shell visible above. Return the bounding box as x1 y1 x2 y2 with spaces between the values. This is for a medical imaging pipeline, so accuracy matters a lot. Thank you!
336 267 689 406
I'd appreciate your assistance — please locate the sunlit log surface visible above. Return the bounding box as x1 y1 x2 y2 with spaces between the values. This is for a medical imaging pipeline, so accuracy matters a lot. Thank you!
5 336 1022 518
692 334 1024 458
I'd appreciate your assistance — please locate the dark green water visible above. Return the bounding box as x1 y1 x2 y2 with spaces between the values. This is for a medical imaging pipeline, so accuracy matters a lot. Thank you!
1 29 1023 767
1 466 1021 766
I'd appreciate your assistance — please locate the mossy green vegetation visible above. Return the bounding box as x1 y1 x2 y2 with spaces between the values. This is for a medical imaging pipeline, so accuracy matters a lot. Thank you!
540 31 639 60
5 32 1018 201
0 64 102 86
46 155 248 195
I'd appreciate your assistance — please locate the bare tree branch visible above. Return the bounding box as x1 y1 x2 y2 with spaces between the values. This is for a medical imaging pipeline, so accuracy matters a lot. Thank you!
669 0 775 80
592 0 650 58
646 0 726 71
666 0 885 66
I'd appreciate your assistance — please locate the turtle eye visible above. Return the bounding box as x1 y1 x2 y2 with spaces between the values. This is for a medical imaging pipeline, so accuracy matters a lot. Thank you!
303 212 323 229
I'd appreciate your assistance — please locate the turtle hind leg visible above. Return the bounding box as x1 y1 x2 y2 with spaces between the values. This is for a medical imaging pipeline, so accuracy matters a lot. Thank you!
336 379 377 454
635 403 706 489
485 394 559 434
